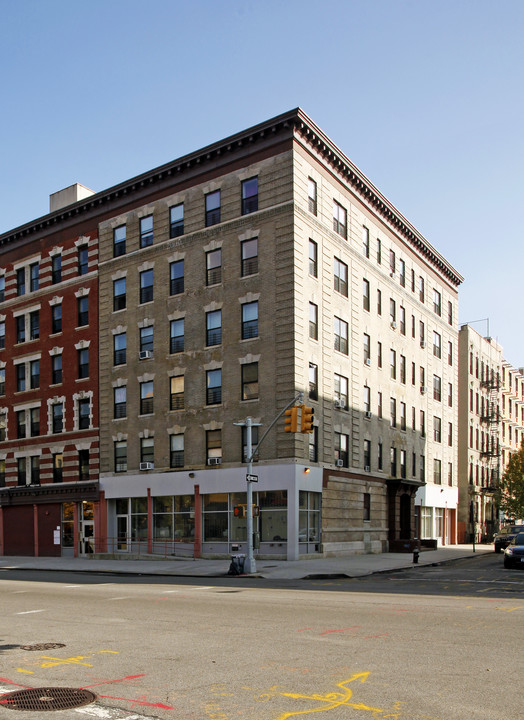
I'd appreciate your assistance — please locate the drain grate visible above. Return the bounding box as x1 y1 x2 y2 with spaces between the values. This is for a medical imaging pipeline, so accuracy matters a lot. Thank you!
20 643 66 651
0 687 96 711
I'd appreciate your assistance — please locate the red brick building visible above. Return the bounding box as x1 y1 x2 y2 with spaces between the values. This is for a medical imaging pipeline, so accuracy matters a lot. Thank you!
0 186 100 556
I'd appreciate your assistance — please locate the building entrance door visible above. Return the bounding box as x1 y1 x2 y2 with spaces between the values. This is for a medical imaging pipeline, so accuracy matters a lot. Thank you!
117 515 129 552
80 520 94 555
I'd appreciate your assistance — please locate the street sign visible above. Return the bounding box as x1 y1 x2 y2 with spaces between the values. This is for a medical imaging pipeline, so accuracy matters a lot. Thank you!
246 474 258 483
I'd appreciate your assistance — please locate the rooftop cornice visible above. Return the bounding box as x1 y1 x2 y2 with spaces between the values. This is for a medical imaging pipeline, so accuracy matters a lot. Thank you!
292 108 464 287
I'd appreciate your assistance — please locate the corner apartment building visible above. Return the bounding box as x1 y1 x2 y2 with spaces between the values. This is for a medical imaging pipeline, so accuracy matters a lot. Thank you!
0 109 463 558
0 184 100 556
500 361 524 504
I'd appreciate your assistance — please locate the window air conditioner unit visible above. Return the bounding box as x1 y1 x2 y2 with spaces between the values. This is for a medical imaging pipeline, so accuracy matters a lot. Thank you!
365 465 370 472
334 399 342 408
365 411 372 419
336 459 344 467
208 457 222 465
421 386 428 395
139 350 152 360
420 341 426 348
391 321 397 329
139 462 154 471
365 358 371 366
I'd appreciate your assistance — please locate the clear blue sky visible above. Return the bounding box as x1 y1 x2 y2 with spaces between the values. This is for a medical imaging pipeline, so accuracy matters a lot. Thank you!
1 0 523 365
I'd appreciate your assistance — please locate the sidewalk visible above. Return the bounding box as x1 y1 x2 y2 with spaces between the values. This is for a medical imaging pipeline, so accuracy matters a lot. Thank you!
0 544 493 580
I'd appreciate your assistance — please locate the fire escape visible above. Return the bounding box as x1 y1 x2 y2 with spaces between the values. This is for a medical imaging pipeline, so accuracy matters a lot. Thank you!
480 368 501 491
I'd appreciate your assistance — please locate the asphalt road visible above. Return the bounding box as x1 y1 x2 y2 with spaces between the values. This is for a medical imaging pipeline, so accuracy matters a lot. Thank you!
0 553 521 720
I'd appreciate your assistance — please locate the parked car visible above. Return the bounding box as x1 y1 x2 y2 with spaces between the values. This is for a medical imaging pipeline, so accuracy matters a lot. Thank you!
494 524 524 553
503 532 524 568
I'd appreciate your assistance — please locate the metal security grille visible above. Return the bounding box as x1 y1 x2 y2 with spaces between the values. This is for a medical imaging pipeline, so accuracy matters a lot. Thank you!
0 687 96 711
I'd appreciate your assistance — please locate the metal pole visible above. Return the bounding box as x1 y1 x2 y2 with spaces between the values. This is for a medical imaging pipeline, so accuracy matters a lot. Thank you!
244 417 256 574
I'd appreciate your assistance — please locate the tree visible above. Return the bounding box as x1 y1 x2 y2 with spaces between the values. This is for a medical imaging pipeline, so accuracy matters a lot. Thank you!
499 439 524 521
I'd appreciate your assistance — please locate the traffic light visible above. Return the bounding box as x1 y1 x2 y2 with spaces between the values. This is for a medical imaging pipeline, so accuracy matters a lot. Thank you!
233 505 246 518
253 505 260 517
300 405 314 433
284 406 298 433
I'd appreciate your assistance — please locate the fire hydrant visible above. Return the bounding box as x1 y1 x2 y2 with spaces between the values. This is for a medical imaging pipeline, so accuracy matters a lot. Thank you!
413 548 420 564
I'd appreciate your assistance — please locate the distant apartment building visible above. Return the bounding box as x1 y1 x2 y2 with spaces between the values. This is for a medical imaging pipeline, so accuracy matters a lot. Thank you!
500 361 524 513
0 109 463 558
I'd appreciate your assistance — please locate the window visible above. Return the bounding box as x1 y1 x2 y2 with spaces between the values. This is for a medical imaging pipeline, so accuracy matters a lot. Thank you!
29 310 39 340
364 440 371 470
448 341 453 366
16 316 25 343
400 306 406 335
433 331 441 359
0 320 5 349
51 255 62 285
434 459 442 485
30 407 39 436
206 369 222 405
334 317 348 354
390 447 397 476
205 190 221 226
77 296 89 326
389 250 396 275
140 325 154 353
309 363 318 401
78 399 90 429
16 267 25 296
206 429 222 463
420 410 426 437
334 432 349 467
332 201 347 238
52 403 64 433
378 441 383 470
364 385 371 412
113 226 126 257
448 382 453 407
377 289 382 315
0 275 4 302
419 320 425 344
334 258 348 296
390 397 397 427
308 178 317 215
434 416 441 443
411 315 416 338
140 215 153 247
170 319 184 353
16 363 25 392
241 238 258 276
17 457 27 486
169 203 184 238
17 410 26 438
377 238 382 264
433 374 442 401
400 449 406 478
377 341 382 368
139 269 153 303
241 177 258 215
78 245 88 275
241 301 258 339
206 310 222 346
114 386 127 418
433 289 441 316
390 349 396 380
334 373 348 410
52 354 62 384
242 362 258 400
51 304 62 334
113 278 126 311
30 359 39 389
114 441 127 472
242 426 260 463
52 453 63 483
206 249 222 285
362 226 369 257
0 367 4 395
399 259 406 287
448 300 453 326
419 275 425 302
400 355 406 384
113 333 126 365
170 375 184 410
309 303 318 340
412 362 416 385
169 260 184 295
363 279 370 311
363 334 370 363
141 438 154 466
170 434 184 468
389 298 396 324
140 381 154 414
78 348 89 379
448 422 453 447
448 462 453 486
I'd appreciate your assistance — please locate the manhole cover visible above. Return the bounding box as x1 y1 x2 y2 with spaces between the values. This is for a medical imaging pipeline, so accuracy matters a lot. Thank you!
0 687 96 711
20 643 66 651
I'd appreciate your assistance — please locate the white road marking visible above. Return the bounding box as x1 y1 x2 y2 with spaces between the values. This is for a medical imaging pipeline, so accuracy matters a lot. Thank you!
65 585 82 588
108 597 133 601
11 591 28 594
192 585 215 590
16 609 45 615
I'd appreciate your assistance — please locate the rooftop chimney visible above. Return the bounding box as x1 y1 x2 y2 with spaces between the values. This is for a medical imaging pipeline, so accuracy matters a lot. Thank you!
49 183 95 213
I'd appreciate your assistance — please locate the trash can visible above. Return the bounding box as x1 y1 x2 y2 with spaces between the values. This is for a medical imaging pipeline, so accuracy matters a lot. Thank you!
228 554 246 575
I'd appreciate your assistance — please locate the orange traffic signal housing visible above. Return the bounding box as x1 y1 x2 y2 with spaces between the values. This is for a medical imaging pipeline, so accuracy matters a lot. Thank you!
300 405 314 433
284 406 298 433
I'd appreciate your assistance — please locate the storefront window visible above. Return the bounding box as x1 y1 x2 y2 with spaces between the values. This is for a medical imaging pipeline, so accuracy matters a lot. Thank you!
131 498 147 540
299 491 321 542
230 492 247 541
203 493 228 542
259 490 287 542
62 502 74 548
152 495 194 542
421 506 433 538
